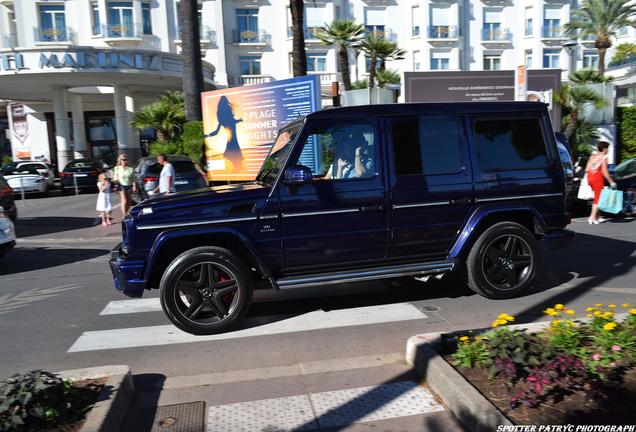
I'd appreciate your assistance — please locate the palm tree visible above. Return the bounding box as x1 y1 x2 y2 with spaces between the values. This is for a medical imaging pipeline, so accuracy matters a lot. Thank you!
564 0 636 76
555 84 606 153
359 36 400 88
569 69 614 84
130 92 186 142
179 0 204 120
290 0 307 76
317 20 364 91
376 69 401 88
379 45 406 72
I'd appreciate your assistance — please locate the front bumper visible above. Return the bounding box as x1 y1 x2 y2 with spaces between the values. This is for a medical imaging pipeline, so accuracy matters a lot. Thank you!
543 229 575 251
109 242 148 298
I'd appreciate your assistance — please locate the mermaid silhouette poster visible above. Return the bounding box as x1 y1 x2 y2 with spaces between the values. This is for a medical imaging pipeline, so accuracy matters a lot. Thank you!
202 75 320 181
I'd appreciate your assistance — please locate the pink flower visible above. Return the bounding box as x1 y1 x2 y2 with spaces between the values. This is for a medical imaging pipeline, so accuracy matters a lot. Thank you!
592 353 601 361
610 362 617 367
612 345 622 351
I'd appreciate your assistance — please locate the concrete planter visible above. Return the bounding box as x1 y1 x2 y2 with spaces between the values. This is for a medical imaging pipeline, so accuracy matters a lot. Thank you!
340 88 396 106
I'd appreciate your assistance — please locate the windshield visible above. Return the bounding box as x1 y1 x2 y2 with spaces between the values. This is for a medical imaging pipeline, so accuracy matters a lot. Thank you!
614 158 636 177
255 122 303 186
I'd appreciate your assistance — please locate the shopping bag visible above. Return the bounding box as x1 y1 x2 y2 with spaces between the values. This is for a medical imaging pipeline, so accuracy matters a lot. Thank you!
577 174 594 201
597 188 624 214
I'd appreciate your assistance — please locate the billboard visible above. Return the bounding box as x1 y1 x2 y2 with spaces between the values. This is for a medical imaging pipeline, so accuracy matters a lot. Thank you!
202 75 321 181
8 103 31 159
404 70 562 129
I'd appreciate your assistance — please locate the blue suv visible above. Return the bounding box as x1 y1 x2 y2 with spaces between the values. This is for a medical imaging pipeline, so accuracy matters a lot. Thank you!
110 102 574 335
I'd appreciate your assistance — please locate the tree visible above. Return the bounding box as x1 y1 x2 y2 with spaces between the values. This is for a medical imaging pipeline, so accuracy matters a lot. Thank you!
555 84 606 155
611 42 636 64
290 0 307 77
379 46 406 72
568 69 613 84
376 69 401 88
179 0 204 120
317 20 364 91
564 0 636 76
130 92 186 142
359 36 402 88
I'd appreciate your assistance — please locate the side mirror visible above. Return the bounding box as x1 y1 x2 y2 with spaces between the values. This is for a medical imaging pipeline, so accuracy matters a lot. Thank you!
283 165 313 185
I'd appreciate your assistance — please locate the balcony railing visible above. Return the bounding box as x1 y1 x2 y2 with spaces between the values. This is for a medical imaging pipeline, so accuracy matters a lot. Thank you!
428 25 459 39
100 23 143 39
482 28 512 42
233 74 273 86
365 28 397 42
608 55 636 69
34 27 71 43
233 29 270 44
541 26 565 39
176 25 216 43
308 71 342 85
2 33 17 48
287 26 326 40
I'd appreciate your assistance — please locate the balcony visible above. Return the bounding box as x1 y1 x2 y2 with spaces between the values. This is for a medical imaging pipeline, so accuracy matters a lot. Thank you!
541 26 567 41
232 29 271 47
481 28 512 44
308 71 342 86
286 26 326 42
33 27 73 44
98 23 143 45
427 25 459 42
232 74 273 86
580 33 596 44
365 28 397 42
175 25 217 48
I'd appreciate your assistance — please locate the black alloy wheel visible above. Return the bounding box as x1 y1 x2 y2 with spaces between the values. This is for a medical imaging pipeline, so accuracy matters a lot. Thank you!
160 247 252 335
466 222 539 299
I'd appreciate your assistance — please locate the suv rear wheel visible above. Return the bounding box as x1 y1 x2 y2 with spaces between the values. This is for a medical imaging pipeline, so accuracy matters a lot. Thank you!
466 222 539 299
159 246 252 335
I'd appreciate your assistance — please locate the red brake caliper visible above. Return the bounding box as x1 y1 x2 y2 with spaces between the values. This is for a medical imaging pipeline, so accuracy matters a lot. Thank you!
217 272 233 305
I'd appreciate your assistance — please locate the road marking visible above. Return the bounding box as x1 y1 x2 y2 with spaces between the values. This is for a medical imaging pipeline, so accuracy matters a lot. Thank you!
100 298 161 315
161 353 404 389
68 303 427 352
0 284 81 315
207 381 443 431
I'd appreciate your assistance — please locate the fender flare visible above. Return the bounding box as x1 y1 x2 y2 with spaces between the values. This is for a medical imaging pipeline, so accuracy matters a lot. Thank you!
143 226 273 282
449 205 546 260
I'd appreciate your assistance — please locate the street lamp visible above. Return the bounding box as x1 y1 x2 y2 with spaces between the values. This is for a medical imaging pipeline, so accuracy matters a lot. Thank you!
562 40 578 78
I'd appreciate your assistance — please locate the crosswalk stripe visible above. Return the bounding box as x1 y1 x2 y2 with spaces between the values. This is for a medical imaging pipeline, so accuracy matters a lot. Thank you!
100 298 161 315
68 303 427 352
207 381 444 431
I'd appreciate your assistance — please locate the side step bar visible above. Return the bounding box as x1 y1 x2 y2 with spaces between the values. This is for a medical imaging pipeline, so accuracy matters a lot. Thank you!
276 260 454 290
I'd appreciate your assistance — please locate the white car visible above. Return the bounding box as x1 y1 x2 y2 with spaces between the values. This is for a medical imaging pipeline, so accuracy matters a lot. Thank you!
0 209 15 258
2 165 49 196
1 161 55 188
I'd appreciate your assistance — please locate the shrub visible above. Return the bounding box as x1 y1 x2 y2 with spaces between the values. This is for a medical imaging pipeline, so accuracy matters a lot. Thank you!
610 42 636 65
148 121 204 165
619 106 636 161
452 334 491 368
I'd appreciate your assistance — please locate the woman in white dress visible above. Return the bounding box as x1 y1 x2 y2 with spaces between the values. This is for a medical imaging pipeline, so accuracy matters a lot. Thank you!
96 173 112 226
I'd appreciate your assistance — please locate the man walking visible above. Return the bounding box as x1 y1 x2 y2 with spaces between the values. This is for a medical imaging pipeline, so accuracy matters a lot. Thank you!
154 153 175 195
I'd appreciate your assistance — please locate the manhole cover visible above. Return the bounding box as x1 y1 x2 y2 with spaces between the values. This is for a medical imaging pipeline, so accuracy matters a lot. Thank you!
419 305 441 312
151 401 206 432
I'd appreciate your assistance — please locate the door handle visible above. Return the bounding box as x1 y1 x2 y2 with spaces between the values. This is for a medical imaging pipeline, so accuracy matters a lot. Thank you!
360 204 384 212
451 198 472 204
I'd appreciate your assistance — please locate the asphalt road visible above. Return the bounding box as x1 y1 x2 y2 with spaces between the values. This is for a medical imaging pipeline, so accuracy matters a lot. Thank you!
1 192 635 429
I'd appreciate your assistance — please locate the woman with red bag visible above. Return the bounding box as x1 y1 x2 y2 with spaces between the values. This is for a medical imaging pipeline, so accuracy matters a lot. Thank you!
586 141 616 224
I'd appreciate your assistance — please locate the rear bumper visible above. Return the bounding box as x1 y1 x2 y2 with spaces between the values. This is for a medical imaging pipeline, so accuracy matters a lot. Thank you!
109 243 147 298
543 229 575 251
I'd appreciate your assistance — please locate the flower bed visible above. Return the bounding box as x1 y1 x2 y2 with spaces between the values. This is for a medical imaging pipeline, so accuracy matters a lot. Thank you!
447 304 636 424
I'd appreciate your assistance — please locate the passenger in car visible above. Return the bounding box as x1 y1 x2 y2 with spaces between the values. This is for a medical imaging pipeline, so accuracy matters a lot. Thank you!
324 132 373 180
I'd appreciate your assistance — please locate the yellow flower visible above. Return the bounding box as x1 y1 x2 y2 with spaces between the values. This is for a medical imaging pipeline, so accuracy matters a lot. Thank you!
629 309 636 315
474 336 482 342
551 320 561 326
555 304 565 311
608 304 616 309
544 308 557 316
491 321 500 328
587 314 594 318
622 303 630 308
603 312 614 319
566 309 575 315
595 303 603 307
603 322 617 331
459 336 469 342
565 320 576 327
594 311 603 317
586 307 595 312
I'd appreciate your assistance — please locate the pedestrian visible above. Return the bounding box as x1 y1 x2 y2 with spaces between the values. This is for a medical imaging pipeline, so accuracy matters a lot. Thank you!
96 173 112 226
586 141 616 224
153 153 175 195
112 154 136 219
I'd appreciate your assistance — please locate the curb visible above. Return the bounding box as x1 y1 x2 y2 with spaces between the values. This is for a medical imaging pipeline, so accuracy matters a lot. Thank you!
57 365 134 432
17 237 119 244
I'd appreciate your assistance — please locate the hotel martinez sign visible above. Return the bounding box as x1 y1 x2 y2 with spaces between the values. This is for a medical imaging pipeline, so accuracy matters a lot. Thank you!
0 48 215 81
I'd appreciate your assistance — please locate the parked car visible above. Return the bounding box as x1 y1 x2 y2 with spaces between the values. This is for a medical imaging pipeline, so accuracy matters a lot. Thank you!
612 157 636 190
110 102 573 335
60 159 109 194
1 165 49 196
2 161 56 189
131 156 208 203
0 175 17 221
0 209 16 259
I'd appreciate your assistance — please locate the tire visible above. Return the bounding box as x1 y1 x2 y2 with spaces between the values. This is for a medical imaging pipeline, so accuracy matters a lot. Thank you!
159 246 253 335
465 222 539 299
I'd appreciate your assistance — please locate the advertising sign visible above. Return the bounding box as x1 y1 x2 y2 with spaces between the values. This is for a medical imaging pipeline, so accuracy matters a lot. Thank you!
515 65 527 101
8 103 31 159
404 70 562 128
202 75 320 180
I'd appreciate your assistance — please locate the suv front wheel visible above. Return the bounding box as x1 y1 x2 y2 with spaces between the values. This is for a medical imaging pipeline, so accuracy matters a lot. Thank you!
159 246 253 335
466 222 539 299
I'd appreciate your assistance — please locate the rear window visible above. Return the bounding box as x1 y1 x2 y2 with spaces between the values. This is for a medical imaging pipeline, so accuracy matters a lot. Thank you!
3 167 39 175
66 160 97 169
147 161 197 175
474 118 547 171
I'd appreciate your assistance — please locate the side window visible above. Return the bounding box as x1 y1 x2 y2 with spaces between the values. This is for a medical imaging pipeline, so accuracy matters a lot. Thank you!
392 117 462 176
293 122 376 180
474 118 547 171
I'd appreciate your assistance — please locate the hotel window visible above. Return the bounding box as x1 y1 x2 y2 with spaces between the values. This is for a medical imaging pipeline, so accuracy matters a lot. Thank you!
142 2 152 34
365 56 382 72
543 8 561 38
38 4 68 42
91 2 101 35
411 5 421 37
413 50 421 71
582 50 599 69
524 7 533 36
107 2 133 36
305 6 326 38
240 56 261 75
236 8 259 41
525 49 533 68
364 8 385 38
430 51 450 70
483 10 502 40
483 54 501 70
430 6 452 38
543 48 560 68
307 53 327 72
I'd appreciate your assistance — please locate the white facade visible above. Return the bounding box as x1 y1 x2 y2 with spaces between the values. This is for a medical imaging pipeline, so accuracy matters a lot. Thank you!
1 0 634 166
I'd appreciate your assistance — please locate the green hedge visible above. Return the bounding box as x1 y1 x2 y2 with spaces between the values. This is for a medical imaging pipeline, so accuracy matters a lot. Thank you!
149 120 204 165
619 106 636 162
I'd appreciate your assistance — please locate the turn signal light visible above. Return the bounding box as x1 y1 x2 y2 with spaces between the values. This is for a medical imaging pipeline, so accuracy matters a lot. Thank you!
0 186 12 196
143 176 159 183
60 172 72 178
